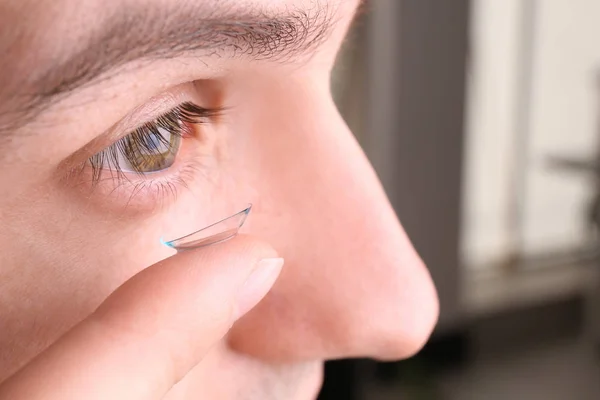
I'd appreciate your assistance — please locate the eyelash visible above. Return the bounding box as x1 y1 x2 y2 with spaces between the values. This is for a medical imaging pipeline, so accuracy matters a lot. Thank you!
89 102 221 184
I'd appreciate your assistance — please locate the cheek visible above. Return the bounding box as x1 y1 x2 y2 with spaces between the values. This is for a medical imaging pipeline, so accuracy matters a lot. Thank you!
0 169 253 379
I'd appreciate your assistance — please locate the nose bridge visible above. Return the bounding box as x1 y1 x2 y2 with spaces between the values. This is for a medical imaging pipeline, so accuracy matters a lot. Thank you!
273 97 409 266
280 102 425 298
256 95 400 265
264 90 388 221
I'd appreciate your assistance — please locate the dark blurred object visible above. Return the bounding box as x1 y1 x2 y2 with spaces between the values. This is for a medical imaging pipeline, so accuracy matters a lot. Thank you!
318 360 360 400
546 155 600 238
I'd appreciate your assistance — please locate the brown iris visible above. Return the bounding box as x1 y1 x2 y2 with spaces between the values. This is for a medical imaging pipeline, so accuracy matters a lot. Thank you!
122 125 182 173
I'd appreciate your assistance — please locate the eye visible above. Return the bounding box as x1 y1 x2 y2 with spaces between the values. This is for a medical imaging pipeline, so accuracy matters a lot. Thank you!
116 124 181 173
89 102 219 182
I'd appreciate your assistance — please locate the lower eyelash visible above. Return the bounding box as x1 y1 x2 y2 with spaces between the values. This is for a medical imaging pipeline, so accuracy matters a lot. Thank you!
92 159 202 211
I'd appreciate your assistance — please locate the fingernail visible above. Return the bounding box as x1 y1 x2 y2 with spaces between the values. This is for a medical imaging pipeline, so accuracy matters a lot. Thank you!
235 258 284 319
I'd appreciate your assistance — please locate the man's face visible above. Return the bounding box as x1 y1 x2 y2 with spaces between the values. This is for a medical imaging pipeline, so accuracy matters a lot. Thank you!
0 0 438 398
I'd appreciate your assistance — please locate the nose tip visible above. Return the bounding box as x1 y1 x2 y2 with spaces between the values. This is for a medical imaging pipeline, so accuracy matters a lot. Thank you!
315 215 440 361
357 255 439 361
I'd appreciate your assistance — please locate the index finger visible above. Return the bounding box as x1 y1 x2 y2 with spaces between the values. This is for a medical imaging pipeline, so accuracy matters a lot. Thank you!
0 235 282 400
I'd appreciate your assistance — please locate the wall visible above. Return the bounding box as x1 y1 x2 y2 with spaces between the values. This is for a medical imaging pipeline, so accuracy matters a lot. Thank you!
462 0 600 270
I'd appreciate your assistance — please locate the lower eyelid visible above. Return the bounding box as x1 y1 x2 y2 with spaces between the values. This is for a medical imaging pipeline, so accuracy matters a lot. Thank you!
67 136 216 212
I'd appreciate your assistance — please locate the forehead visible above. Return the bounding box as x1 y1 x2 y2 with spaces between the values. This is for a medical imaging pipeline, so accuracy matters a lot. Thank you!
0 0 351 132
1 0 333 74
1 0 331 36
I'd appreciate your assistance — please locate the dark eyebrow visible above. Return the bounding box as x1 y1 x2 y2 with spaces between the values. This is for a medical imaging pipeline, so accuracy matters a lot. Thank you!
0 1 336 133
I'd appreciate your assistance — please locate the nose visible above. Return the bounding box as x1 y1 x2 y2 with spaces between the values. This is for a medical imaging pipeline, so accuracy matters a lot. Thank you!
228 83 439 362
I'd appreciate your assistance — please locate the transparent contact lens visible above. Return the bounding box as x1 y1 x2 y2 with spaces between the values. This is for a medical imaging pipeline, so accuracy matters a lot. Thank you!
162 204 252 251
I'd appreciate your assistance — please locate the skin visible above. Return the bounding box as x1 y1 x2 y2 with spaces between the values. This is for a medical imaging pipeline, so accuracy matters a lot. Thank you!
0 0 439 399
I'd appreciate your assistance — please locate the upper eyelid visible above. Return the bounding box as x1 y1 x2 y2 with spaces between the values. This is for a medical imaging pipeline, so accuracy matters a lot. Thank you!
106 90 192 142
59 91 194 171
107 78 227 142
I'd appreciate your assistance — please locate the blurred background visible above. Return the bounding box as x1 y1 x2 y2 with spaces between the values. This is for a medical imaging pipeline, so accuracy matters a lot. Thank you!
320 0 600 399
